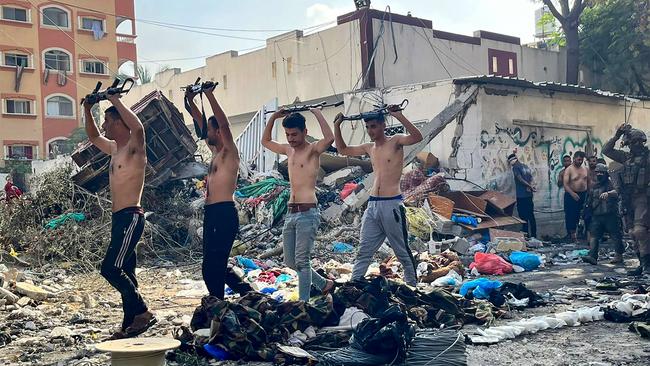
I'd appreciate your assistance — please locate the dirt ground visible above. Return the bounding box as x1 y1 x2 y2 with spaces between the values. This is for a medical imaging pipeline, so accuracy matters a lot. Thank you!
1 258 649 366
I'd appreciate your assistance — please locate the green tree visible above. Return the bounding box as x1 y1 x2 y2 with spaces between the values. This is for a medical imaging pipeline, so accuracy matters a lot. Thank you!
580 0 650 95
538 0 591 85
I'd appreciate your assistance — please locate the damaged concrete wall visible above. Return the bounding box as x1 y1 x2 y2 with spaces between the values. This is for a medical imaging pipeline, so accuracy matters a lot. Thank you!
341 81 650 236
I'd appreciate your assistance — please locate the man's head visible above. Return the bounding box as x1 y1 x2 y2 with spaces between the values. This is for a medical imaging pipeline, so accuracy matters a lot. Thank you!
623 128 647 155
206 116 221 147
562 155 571 168
597 158 606 165
507 153 518 167
587 155 598 170
364 114 386 142
573 151 585 167
282 113 307 148
102 106 129 141
595 163 608 183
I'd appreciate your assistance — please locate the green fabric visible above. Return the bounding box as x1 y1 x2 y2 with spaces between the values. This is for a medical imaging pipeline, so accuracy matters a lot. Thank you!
236 178 289 198
45 213 86 230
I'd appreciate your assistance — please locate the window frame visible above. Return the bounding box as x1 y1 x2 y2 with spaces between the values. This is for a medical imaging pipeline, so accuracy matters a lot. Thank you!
40 5 70 29
80 59 107 75
1 5 30 23
43 48 73 73
45 94 75 118
3 98 35 116
79 16 105 32
5 145 35 160
2 52 31 68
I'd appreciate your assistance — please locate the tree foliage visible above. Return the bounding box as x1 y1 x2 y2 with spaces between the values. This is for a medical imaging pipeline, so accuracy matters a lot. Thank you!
580 0 650 95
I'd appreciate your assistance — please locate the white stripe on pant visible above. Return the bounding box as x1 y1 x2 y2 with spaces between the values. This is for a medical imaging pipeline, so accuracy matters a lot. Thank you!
115 214 138 268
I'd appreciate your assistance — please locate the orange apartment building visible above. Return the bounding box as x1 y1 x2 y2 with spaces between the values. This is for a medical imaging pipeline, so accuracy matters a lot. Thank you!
0 0 137 168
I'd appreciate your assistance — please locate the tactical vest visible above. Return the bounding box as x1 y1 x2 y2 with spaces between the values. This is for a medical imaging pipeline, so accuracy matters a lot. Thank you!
622 148 650 190
589 182 617 216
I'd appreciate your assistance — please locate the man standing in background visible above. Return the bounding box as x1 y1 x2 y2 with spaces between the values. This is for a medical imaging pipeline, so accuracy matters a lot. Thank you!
508 153 537 238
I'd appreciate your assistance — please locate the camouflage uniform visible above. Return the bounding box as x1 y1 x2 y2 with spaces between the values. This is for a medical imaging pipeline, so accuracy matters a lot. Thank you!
603 128 650 274
582 164 623 264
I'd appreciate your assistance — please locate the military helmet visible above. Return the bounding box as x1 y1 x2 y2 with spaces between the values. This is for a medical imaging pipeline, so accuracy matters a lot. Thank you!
594 163 608 173
623 128 647 144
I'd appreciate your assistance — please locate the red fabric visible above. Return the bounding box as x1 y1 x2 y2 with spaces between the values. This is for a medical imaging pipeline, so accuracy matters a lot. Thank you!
4 182 22 200
400 169 426 193
340 182 358 200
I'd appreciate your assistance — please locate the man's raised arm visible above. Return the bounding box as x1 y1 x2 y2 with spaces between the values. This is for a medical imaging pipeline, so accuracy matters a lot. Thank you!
603 124 628 163
106 94 144 150
333 113 369 157
311 108 335 153
83 100 115 155
204 87 236 150
390 106 423 146
261 110 288 155
184 89 206 138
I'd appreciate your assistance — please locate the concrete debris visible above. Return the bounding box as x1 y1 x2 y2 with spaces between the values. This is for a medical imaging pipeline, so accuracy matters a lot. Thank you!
0 287 19 304
15 282 51 301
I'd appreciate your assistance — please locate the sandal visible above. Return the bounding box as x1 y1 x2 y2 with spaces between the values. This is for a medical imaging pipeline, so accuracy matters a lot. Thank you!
124 311 158 338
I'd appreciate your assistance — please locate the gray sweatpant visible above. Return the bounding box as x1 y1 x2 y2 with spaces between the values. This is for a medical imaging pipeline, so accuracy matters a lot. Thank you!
351 197 418 286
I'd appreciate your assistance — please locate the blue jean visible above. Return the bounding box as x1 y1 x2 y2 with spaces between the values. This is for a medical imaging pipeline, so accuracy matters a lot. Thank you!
282 208 328 301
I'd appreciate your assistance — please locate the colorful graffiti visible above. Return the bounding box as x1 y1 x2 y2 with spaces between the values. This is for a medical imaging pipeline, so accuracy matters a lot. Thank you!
475 122 603 209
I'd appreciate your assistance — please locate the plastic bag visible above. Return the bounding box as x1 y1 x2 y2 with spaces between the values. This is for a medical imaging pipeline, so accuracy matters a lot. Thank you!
432 269 462 287
469 253 513 275
509 251 542 271
460 278 503 299
340 182 358 200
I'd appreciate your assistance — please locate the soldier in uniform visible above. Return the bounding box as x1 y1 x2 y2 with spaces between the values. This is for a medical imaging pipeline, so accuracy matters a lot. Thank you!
603 125 650 275
581 164 623 265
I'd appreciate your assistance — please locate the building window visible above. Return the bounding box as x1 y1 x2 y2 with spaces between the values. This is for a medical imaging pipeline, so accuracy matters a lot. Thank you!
508 59 515 75
44 50 71 72
46 95 74 117
81 60 106 74
42 7 69 28
2 6 28 22
491 57 498 74
6 145 34 160
80 17 104 31
488 49 518 77
4 99 33 115
4 53 30 67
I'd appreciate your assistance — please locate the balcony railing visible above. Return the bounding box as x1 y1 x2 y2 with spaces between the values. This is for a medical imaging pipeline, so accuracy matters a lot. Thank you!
116 34 136 44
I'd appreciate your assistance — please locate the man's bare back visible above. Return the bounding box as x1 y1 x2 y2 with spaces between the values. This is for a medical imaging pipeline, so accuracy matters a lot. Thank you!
368 137 404 197
565 165 589 193
286 144 320 203
206 149 239 204
109 146 146 212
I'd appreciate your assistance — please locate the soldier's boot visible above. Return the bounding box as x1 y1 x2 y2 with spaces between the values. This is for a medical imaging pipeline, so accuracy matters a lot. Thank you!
641 254 650 275
582 238 599 265
628 254 645 276
609 253 623 264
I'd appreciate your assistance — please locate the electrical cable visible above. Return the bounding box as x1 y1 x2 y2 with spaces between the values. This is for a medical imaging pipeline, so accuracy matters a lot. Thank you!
405 328 467 366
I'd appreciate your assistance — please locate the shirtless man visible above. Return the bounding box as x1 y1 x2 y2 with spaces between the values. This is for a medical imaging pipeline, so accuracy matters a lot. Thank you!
334 106 423 286
185 84 253 299
563 151 589 241
262 108 335 301
84 95 155 339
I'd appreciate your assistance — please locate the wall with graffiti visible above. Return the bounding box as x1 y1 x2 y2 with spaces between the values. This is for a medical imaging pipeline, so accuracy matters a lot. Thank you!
452 88 649 235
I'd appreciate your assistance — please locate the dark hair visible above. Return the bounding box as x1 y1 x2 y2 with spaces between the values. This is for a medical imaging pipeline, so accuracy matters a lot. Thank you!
574 151 586 159
282 113 306 131
597 158 606 164
507 153 517 161
363 114 385 124
105 106 121 120
208 116 219 129
562 155 571 160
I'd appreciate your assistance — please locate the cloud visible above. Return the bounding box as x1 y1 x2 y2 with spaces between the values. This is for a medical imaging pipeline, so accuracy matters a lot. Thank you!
306 3 354 26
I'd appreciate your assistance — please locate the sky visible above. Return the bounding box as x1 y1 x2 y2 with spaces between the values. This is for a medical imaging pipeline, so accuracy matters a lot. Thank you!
127 0 542 74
